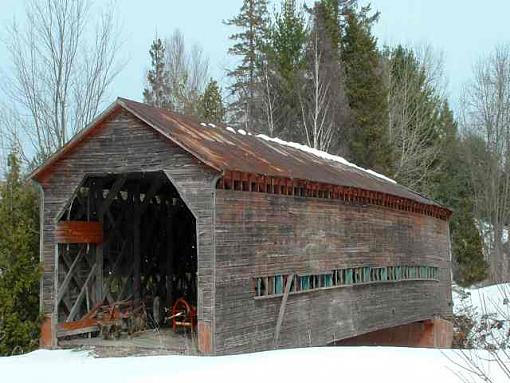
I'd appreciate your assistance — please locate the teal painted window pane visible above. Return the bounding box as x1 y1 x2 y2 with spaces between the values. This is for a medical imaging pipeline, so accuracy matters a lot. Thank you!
346 269 353 284
382 267 387 281
301 276 310 290
275 275 283 294
254 264 439 298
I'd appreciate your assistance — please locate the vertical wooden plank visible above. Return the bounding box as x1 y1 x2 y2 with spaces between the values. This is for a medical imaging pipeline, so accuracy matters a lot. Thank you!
133 185 141 303
94 181 104 305
273 273 294 349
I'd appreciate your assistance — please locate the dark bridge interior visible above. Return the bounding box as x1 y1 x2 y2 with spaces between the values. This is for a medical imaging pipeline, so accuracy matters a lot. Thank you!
56 171 197 335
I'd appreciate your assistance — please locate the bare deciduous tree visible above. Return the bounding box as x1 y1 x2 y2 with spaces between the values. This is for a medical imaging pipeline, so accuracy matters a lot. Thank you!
448 285 510 382
259 57 280 137
1 0 124 164
298 22 349 153
462 45 510 283
386 45 446 189
298 29 334 151
164 29 209 116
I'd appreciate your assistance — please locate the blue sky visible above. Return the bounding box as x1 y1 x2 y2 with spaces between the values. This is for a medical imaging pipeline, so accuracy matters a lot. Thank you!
0 0 509 113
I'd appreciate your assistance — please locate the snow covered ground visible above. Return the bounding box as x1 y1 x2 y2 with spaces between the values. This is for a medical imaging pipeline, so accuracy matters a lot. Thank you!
453 282 510 318
1 346 505 383
2 284 509 383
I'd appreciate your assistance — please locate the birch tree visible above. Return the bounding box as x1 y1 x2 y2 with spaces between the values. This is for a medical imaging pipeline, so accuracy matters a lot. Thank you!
259 57 280 136
299 30 334 151
298 3 350 152
2 0 124 164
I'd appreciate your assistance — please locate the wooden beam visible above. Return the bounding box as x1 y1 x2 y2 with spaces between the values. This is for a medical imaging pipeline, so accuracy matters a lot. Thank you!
139 177 162 215
55 221 103 244
57 325 99 338
133 186 141 303
66 263 97 322
101 239 128 302
56 245 85 305
95 242 103 305
273 273 294 349
166 203 175 302
59 246 87 313
118 268 134 301
98 175 127 218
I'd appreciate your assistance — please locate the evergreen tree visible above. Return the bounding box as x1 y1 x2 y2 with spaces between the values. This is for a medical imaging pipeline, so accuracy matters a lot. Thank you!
0 152 40 355
270 0 307 89
225 0 269 130
341 5 393 174
198 79 225 124
264 0 307 139
143 37 172 109
429 103 487 286
317 0 341 53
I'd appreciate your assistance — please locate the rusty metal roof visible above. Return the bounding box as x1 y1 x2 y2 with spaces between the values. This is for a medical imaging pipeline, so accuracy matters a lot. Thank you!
118 98 441 207
31 97 444 208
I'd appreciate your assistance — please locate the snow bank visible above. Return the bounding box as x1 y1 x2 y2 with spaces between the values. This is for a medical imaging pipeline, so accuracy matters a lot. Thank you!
0 346 504 383
256 134 397 184
453 283 510 318
453 282 510 352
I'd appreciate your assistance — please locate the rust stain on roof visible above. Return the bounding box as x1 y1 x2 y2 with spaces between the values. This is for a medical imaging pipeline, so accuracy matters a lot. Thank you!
118 98 438 207
31 97 445 209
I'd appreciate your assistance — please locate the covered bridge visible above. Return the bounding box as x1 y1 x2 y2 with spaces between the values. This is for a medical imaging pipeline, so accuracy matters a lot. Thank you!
31 98 453 355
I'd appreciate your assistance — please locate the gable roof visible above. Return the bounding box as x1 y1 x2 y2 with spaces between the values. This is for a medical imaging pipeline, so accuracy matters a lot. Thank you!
30 97 445 210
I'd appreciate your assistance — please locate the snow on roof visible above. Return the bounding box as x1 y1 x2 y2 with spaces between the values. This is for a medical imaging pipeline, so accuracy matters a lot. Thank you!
33 98 443 209
256 134 397 184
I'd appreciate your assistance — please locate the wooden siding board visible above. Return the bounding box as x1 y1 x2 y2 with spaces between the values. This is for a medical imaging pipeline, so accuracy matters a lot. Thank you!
213 190 452 354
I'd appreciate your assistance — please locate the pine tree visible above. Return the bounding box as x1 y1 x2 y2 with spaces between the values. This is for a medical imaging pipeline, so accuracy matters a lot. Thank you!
270 0 307 90
225 0 269 130
198 79 225 124
317 0 341 53
341 6 393 174
0 152 40 355
143 37 172 109
263 0 307 139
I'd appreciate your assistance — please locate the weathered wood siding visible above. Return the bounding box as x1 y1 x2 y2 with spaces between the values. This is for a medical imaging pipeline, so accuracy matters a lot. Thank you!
214 190 452 354
38 110 218 349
